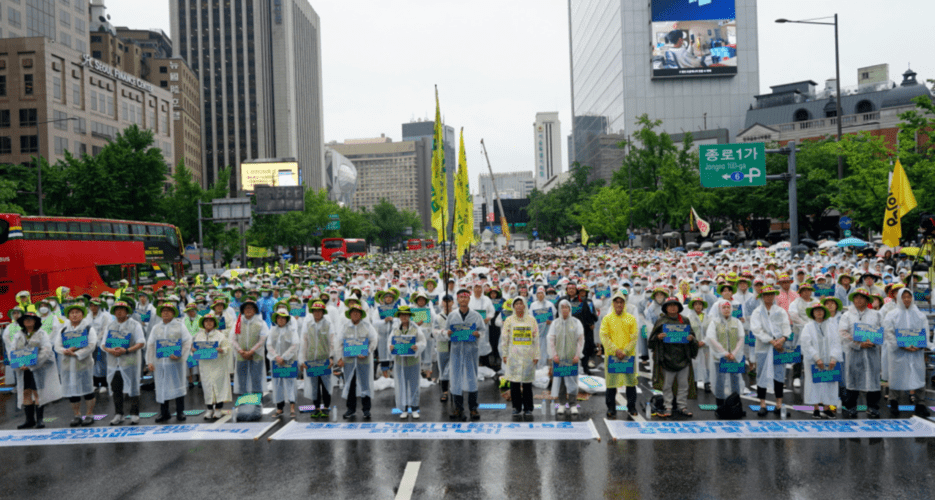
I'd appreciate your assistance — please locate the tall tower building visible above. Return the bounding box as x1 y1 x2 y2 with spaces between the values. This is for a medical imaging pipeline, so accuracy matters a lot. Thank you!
533 112 561 188
170 0 324 194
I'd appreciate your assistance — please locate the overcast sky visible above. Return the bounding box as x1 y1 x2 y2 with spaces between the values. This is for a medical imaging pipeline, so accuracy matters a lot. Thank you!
105 0 933 194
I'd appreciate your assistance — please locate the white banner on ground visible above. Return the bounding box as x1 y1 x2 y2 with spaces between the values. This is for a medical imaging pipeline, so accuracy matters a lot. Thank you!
604 417 935 441
0 423 273 447
269 420 598 441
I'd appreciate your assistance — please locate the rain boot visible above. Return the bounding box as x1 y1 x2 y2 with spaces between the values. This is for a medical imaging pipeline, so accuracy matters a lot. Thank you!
35 405 46 429
18 404 36 429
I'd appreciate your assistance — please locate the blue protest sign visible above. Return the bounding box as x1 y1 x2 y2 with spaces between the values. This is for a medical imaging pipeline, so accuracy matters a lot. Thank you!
532 308 553 324
343 338 369 357
594 286 611 299
719 357 745 373
155 339 182 359
853 323 883 345
192 341 219 360
663 324 691 344
272 360 298 378
474 309 488 320
450 323 477 342
895 328 926 348
731 305 743 319
571 303 583 315
745 331 756 347
553 363 578 377
305 359 331 377
607 356 635 374
773 346 802 365
813 284 835 298
391 335 417 356
811 364 842 383
10 348 38 368
411 307 430 324
62 328 89 349
104 330 131 349
378 306 397 320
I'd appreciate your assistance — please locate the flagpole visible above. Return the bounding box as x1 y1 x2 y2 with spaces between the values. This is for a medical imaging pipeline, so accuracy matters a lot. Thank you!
480 139 508 247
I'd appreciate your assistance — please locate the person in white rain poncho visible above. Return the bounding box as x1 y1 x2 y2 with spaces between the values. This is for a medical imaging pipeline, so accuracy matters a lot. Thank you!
54 303 99 427
750 286 791 417
390 306 427 419
12 311 62 429
88 299 111 394
373 289 400 380
233 300 269 395
546 298 583 415
444 288 485 422
336 303 379 420
530 287 556 370
837 288 883 419
433 295 454 402
469 281 496 367
685 295 710 393
799 304 842 419
193 313 232 420
99 300 145 425
146 304 193 423
883 287 931 418
301 301 334 419
501 296 540 420
704 300 745 408
266 306 299 418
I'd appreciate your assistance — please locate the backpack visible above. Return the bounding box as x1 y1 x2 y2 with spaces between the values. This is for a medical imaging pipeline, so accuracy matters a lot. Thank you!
716 392 746 420
650 395 666 416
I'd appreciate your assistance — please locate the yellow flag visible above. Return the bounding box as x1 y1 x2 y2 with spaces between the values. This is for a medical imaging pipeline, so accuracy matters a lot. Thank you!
454 129 472 264
581 226 589 246
430 86 448 242
500 217 511 243
882 160 917 247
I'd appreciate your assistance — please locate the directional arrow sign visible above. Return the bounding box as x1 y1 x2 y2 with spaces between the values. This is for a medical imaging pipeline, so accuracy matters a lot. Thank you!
699 143 766 188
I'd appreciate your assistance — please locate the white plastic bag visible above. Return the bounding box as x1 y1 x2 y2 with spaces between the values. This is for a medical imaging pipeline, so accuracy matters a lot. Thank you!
373 376 395 391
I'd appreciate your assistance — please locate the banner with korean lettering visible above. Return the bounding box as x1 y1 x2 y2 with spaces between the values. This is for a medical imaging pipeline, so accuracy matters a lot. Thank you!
268 420 598 441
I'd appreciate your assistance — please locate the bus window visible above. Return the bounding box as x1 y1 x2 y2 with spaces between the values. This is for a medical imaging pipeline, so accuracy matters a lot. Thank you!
95 264 125 288
132 224 146 241
49 221 65 239
0 219 9 245
80 222 92 240
116 224 129 240
98 222 111 240
323 240 343 249
91 222 103 240
22 221 39 240
167 227 179 247
67 222 80 239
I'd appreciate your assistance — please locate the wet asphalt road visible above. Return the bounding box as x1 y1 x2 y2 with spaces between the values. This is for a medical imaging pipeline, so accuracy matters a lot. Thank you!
2 366 935 500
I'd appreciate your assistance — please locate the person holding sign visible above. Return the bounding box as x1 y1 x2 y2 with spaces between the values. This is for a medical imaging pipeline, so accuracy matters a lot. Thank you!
685 295 710 394
883 288 931 418
100 300 145 425
88 298 112 395
598 292 638 419
788 283 818 389
335 304 378 420
301 301 334 419
433 295 454 402
390 306 426 419
233 300 269 396
54 303 99 427
705 300 745 411
649 297 699 418
800 305 842 419
530 287 556 370
469 282 496 369
548 299 584 415
373 289 400 381
500 296 539 420
750 285 791 417
410 292 434 381
445 288 484 421
193 313 232 420
3 306 24 389
11 311 62 429
267 307 300 418
147 304 193 423
837 288 883 419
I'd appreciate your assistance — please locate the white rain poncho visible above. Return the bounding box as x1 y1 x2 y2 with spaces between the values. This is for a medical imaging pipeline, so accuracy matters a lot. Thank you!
704 300 745 400
444 308 485 395
88 309 111 379
750 303 792 388
500 297 540 384
194 326 233 405
390 321 426 410
529 296 556 369
548 300 584 398
335 316 379 399
266 318 299 404
469 294 495 357
837 304 882 392
800 316 843 405
883 288 928 391
300 315 334 402
145 319 193 403
233 313 269 394
100 317 146 397
53 317 98 398
12 327 63 408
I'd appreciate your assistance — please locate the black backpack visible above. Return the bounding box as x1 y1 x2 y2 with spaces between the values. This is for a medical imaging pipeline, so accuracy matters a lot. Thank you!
716 392 746 420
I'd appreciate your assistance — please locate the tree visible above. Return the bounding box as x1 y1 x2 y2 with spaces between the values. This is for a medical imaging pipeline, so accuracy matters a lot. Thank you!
527 163 603 242
572 185 630 244
0 178 23 213
826 132 892 233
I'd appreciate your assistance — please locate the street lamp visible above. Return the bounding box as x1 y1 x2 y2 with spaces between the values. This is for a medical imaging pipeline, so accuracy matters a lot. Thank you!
31 116 79 215
776 15 844 180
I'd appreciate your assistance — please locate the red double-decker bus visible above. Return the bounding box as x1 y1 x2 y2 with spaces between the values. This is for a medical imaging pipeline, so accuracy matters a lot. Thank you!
321 238 367 262
423 239 435 250
0 214 185 323
406 239 422 251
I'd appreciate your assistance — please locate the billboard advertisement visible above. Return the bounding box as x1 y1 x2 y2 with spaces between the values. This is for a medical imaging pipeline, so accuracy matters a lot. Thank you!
240 161 299 192
651 0 737 79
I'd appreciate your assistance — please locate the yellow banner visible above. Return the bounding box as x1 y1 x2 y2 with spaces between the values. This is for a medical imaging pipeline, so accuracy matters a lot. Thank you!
247 246 270 258
430 87 448 242
455 129 472 263
882 160 917 247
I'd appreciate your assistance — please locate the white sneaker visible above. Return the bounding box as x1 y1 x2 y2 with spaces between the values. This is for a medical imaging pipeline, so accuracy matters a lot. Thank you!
556 404 565 415
110 414 124 426
793 378 802 388
99 387 108 394
570 406 579 415
204 409 214 420
400 411 409 420
129 415 140 425
412 411 420 420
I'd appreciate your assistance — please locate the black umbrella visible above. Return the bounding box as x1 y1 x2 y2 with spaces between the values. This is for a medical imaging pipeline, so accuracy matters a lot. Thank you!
800 238 818 248
707 248 723 255
745 239 768 248
686 242 700 249
790 244 809 254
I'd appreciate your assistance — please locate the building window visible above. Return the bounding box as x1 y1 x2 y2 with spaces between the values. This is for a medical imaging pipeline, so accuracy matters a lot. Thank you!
8 8 21 28
53 110 68 129
53 76 62 100
23 74 33 95
0 110 9 128
91 35 102 43
92 50 102 59
74 141 86 155
793 109 810 122
0 137 10 154
19 108 37 127
20 135 38 153
90 90 97 111
59 9 71 27
72 82 80 105
122 101 128 121
54 136 67 155
160 81 168 88
160 66 168 73
74 117 85 134
856 100 874 114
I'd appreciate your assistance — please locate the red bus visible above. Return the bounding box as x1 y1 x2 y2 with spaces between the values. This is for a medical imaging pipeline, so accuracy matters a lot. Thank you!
423 239 435 250
0 214 185 322
406 239 422 251
321 238 367 262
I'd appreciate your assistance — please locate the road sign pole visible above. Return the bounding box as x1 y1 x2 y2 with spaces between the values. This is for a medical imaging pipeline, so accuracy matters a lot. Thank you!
197 202 205 276
788 141 798 248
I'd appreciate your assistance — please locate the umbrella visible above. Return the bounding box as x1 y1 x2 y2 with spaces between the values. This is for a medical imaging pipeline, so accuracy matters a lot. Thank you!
685 242 700 249
901 247 921 256
469 266 490 275
819 240 838 249
661 231 680 239
699 242 714 250
837 237 867 248
746 240 768 247
708 248 724 255
800 238 818 248
716 239 731 247
769 241 791 251
687 251 704 257
790 244 809 254
876 245 896 257
672 247 685 252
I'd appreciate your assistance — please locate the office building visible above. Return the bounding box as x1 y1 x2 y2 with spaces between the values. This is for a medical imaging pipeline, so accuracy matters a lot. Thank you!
324 147 358 207
568 0 759 182
402 119 456 218
0 0 89 53
170 0 324 194
330 138 433 232
478 171 534 206
147 57 203 186
533 112 561 187
0 36 174 170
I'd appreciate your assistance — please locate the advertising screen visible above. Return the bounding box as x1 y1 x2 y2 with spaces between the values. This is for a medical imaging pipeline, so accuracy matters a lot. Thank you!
651 0 737 79
240 161 300 192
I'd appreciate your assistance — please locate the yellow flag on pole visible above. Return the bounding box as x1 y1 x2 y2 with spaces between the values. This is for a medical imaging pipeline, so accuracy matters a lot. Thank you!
430 86 448 242
581 226 589 246
454 129 472 264
882 160 917 247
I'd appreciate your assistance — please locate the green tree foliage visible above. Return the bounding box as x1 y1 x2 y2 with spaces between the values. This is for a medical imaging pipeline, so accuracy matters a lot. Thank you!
0 178 23 213
369 199 422 250
526 163 603 242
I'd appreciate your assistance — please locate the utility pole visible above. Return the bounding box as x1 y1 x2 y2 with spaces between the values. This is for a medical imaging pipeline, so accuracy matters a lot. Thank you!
480 139 509 246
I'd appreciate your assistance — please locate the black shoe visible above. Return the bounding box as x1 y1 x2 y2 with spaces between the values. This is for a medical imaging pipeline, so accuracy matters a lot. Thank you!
176 414 187 422
470 410 480 421
70 416 83 427
607 410 617 419
867 408 881 419
813 409 822 419
823 408 837 419
342 409 355 420
155 414 171 423
757 408 768 417
449 410 463 421
17 420 36 430
916 404 932 417
81 416 94 426
35 420 45 429
843 408 857 419
511 409 522 420
773 407 782 416
704 383 711 394
363 411 371 420
523 411 533 421
889 404 901 419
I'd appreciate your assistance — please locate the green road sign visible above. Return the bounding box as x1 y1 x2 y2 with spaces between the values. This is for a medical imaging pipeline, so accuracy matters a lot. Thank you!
325 221 340 230
699 143 766 188
844 229 851 237
329 214 340 220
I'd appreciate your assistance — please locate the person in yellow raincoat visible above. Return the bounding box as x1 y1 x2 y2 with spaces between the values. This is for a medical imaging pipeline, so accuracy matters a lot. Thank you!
500 296 539 420
599 291 639 419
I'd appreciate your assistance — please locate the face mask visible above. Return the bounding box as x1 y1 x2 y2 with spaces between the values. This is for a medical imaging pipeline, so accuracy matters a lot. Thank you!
49 299 58 307
283 292 291 298
290 301 300 308
38 307 50 315
766 278 776 285
700 285 710 293
106 299 115 306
